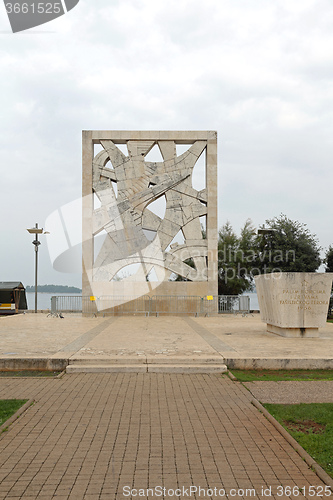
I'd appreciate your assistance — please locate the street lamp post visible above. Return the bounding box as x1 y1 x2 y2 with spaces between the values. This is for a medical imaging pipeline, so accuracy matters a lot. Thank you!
257 227 276 261
26 223 48 313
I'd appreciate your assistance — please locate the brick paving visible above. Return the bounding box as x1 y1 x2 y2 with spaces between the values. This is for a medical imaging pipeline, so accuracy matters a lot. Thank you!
0 374 327 499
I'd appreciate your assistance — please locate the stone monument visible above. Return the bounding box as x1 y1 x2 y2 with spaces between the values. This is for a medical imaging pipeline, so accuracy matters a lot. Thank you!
255 272 333 337
82 131 218 308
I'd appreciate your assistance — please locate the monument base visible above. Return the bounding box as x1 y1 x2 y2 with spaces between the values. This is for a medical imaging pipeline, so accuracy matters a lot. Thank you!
267 324 319 338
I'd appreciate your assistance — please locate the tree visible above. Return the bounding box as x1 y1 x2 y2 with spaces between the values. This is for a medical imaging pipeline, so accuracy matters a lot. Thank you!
218 219 256 295
324 246 333 273
253 214 321 274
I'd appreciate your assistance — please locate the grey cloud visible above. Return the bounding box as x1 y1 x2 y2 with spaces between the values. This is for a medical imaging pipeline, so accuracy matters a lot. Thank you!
1 0 333 288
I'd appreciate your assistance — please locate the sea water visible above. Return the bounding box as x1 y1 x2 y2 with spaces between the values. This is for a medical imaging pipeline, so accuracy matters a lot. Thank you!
26 293 80 311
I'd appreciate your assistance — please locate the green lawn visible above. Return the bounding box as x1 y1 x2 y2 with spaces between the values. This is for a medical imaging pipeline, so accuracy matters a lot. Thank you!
230 369 333 382
0 400 28 426
263 403 333 478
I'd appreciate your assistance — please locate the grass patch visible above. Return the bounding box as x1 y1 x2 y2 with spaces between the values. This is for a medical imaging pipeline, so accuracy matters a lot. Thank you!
0 371 61 378
263 403 333 478
328 319 333 323
0 400 28 426
230 369 333 382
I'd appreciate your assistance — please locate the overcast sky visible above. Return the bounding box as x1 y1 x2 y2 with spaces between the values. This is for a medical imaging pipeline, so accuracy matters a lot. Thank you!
1 0 333 289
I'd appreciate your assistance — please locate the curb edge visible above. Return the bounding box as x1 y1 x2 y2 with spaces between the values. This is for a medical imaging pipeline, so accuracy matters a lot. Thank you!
0 399 35 436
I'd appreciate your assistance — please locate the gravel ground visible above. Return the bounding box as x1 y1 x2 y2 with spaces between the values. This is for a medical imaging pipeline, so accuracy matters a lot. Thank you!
244 380 333 404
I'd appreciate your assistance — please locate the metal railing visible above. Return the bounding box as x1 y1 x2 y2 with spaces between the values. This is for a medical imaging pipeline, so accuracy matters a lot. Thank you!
217 295 250 314
51 294 250 316
51 295 83 313
328 296 333 318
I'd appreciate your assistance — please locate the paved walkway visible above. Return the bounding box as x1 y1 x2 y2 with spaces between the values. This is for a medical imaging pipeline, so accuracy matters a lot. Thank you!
244 380 333 404
0 373 327 499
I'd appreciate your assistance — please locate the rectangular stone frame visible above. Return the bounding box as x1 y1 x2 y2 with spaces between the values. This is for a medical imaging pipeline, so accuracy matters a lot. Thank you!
82 131 218 299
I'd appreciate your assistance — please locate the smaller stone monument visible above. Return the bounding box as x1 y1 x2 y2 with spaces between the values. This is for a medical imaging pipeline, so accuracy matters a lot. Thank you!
255 272 333 338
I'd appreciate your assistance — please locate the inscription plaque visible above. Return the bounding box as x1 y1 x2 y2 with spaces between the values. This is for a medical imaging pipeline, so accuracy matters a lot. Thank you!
255 272 333 338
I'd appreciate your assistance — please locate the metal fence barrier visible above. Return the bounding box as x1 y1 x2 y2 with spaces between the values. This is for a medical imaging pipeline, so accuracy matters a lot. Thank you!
328 296 333 318
217 295 250 314
51 295 82 313
51 294 250 316
239 295 250 313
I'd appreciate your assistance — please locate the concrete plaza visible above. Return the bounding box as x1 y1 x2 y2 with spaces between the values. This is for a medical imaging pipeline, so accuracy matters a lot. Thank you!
0 313 332 372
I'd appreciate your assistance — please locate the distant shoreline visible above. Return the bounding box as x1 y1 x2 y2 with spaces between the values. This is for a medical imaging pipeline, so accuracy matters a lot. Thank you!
26 285 82 293
26 291 82 294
